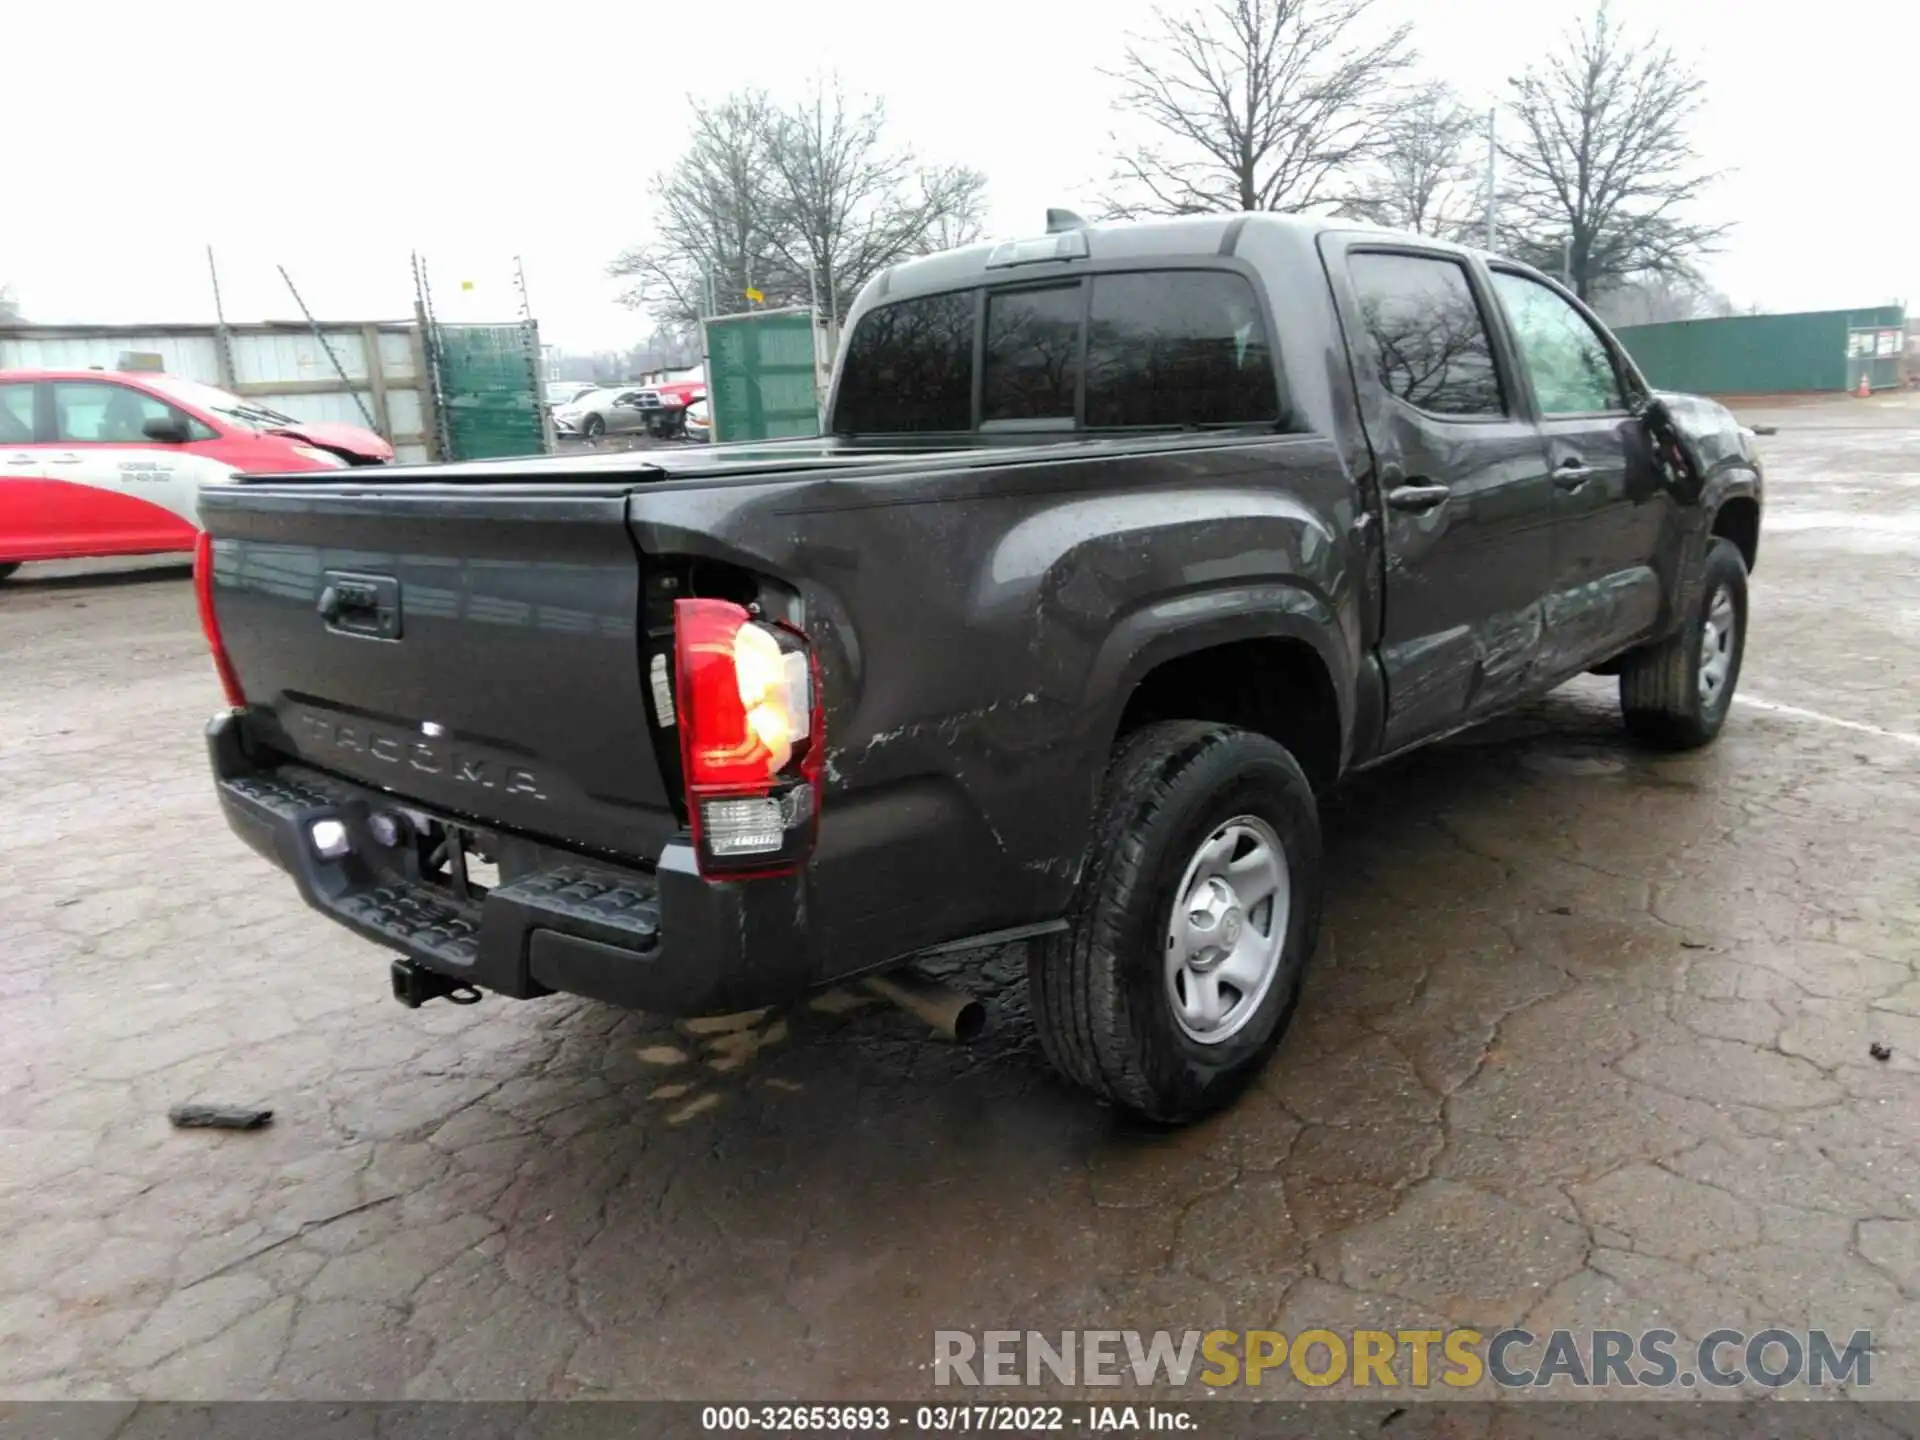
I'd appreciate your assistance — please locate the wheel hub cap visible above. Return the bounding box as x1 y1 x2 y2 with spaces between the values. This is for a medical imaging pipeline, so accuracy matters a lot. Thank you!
1699 586 1737 707
1164 817 1292 1045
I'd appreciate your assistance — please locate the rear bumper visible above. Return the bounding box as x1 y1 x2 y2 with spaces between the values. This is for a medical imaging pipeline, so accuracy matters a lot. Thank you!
207 710 812 1016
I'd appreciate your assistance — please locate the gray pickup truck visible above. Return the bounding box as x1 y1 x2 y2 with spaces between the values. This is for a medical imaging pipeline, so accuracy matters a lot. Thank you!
195 212 1763 1123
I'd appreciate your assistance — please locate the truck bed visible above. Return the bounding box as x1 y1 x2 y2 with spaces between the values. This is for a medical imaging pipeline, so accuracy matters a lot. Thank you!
198 429 1360 1013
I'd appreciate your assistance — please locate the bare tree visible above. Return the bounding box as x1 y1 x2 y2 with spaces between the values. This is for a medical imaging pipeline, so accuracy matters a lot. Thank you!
606 93 801 334
1591 274 1735 327
611 80 987 337
1102 0 1414 217
762 78 988 331
1338 82 1483 238
1498 2 1727 301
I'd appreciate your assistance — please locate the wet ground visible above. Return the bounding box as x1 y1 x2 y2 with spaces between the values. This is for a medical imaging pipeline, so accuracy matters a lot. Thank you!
1 395 1916 1402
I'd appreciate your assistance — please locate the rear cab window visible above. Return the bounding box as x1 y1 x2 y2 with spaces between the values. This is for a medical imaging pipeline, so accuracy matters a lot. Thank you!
831 270 1280 436
832 290 974 434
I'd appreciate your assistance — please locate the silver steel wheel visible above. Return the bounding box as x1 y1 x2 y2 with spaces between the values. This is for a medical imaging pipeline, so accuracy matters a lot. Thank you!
1164 815 1291 1046
1699 585 1737 707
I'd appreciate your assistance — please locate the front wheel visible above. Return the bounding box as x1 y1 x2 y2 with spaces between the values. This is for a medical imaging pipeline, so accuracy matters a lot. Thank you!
1619 537 1750 749
1028 722 1323 1125
0 562 18 582
581 414 606 440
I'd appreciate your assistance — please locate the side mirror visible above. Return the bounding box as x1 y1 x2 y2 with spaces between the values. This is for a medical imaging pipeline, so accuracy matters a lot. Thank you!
1639 397 1706 505
143 415 191 444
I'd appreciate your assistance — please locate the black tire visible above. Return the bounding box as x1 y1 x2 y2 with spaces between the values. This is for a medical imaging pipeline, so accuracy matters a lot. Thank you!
1619 537 1749 749
0 562 18 582
581 414 606 440
1028 722 1323 1125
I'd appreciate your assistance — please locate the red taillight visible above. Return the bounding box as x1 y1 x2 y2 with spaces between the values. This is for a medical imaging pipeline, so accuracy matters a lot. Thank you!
673 597 822 878
193 531 247 708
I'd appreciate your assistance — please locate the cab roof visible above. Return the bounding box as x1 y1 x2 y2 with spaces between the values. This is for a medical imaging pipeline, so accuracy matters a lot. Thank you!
864 211 1485 309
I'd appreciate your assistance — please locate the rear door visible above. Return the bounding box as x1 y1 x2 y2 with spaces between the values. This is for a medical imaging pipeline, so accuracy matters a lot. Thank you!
1486 268 1671 671
1328 242 1557 752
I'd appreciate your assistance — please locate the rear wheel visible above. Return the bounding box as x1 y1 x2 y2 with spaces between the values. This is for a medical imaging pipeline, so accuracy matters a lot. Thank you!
1028 722 1323 1125
1619 538 1749 749
0 562 18 582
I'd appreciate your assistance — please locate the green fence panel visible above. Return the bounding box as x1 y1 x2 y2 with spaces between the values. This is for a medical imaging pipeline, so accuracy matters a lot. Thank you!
435 324 546 460
1615 307 1906 396
704 310 820 443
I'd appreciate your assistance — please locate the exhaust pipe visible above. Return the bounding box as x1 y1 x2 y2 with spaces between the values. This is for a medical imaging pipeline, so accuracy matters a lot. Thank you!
864 969 986 1044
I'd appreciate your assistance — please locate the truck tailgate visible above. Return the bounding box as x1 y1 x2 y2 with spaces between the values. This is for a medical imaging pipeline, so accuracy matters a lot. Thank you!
201 483 673 862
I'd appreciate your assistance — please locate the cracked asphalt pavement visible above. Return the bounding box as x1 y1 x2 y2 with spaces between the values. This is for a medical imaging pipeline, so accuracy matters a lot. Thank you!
2 395 1917 1402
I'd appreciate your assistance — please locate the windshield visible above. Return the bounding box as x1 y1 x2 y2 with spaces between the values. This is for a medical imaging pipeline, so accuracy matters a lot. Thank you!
142 374 302 432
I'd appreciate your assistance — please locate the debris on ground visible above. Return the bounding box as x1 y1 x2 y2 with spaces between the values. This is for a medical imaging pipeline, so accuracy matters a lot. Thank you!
167 1103 274 1131
1869 1043 1893 1063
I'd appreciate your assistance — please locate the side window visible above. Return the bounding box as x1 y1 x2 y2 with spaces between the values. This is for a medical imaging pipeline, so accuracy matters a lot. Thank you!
1489 271 1627 416
1347 252 1505 417
832 290 974 433
1085 271 1278 427
0 382 33 444
982 284 1082 423
52 382 207 443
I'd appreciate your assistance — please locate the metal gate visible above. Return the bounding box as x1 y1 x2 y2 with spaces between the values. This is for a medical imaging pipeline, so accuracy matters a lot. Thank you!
702 307 823 443
412 253 551 462
431 325 547 460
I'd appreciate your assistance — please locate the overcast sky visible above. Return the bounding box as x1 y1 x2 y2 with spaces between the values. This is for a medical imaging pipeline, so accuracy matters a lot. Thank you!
6 0 1909 350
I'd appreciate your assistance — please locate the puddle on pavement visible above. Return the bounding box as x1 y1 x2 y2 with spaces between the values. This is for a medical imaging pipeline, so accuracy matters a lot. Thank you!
1519 749 1628 777
1766 510 1920 535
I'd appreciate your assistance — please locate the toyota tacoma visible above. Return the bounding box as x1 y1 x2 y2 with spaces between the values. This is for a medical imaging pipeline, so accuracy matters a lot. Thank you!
193 213 1762 1122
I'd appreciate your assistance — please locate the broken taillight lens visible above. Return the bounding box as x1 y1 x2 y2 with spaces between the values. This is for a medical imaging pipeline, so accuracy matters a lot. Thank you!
673 596 821 877
193 530 247 709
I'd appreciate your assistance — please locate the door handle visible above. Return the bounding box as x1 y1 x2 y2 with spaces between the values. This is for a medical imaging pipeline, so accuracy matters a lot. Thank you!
46 452 82 465
1553 460 1594 490
1386 482 1452 513
4 453 31 466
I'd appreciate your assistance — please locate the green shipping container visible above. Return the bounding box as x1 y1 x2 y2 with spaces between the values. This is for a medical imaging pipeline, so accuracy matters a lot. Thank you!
434 323 547 461
703 309 822 443
1615 306 1905 396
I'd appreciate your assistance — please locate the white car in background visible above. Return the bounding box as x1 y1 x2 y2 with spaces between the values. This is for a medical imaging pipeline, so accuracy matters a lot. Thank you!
684 397 711 442
551 387 654 441
544 381 598 410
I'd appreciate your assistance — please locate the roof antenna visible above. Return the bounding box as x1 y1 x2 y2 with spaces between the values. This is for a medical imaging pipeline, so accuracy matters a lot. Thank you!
1046 209 1089 234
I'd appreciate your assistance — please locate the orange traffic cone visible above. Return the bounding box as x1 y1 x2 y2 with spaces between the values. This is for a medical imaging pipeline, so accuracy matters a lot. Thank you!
1858 372 1873 398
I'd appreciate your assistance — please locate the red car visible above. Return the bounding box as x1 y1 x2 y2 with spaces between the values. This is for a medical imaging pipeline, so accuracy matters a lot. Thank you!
0 368 393 580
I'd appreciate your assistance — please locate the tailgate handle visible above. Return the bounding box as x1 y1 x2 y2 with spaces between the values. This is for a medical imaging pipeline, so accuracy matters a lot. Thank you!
318 571 403 640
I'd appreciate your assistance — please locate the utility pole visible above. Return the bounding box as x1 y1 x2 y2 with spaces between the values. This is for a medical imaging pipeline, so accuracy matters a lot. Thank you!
1482 107 1498 253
